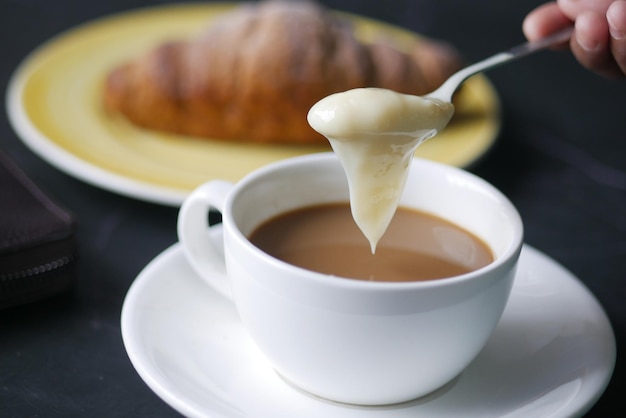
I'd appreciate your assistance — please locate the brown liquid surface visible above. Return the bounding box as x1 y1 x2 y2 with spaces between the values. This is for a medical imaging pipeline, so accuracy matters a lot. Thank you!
248 203 493 282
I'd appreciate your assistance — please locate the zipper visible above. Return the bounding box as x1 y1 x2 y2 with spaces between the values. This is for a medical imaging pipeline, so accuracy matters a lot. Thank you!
1 255 75 283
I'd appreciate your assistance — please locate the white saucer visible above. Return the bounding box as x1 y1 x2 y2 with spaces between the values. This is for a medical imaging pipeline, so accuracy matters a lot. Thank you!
121 228 615 418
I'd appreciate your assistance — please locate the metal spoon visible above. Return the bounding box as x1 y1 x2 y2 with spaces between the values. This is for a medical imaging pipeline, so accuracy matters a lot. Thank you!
426 27 574 103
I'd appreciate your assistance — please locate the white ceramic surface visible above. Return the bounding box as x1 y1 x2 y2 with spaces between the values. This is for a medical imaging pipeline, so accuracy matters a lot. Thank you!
176 154 523 405
121 237 615 418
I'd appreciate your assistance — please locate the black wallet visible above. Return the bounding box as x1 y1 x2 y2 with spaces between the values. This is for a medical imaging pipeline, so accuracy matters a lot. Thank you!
0 149 77 309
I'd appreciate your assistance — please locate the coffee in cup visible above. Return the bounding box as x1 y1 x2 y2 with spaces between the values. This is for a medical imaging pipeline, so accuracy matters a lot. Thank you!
249 203 493 282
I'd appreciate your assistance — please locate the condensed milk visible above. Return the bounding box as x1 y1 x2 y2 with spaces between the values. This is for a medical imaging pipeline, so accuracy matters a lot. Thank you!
308 87 454 252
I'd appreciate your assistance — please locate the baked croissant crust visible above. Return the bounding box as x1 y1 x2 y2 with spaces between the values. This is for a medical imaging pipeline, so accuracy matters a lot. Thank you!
104 0 462 145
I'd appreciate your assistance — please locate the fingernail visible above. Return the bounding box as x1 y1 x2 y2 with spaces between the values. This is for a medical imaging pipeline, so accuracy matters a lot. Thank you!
576 32 601 51
608 18 625 40
608 1 626 40
609 25 624 40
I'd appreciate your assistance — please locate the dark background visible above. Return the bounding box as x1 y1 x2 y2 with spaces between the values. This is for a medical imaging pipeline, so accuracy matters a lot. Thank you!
1 0 624 416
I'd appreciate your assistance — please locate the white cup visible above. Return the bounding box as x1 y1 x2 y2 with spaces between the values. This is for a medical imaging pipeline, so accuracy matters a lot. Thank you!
177 152 523 405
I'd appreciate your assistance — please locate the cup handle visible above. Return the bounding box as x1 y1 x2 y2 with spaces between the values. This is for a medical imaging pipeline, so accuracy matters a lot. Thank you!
177 180 234 301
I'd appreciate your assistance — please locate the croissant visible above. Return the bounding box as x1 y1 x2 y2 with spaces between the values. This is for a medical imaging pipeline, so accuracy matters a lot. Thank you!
104 0 462 145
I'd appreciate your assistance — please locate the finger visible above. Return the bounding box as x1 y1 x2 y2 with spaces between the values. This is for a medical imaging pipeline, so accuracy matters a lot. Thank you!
571 10 623 78
608 0 626 76
524 2 572 41
557 0 615 19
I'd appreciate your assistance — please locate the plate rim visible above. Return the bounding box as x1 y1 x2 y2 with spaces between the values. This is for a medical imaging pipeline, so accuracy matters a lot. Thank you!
6 67 189 205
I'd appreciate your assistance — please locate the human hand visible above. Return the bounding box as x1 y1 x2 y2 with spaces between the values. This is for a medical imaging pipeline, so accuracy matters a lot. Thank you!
523 0 626 78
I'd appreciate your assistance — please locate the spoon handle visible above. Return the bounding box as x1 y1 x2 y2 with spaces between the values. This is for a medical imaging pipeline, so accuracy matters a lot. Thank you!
427 26 574 102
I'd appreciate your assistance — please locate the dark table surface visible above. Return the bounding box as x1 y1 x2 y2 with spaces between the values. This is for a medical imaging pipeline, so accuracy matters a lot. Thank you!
1 0 624 416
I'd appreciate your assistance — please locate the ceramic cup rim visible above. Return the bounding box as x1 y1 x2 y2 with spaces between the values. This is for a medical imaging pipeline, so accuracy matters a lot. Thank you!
222 152 523 291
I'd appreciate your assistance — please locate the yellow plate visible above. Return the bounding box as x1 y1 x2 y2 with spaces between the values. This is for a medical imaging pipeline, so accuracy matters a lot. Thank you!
7 2 500 206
